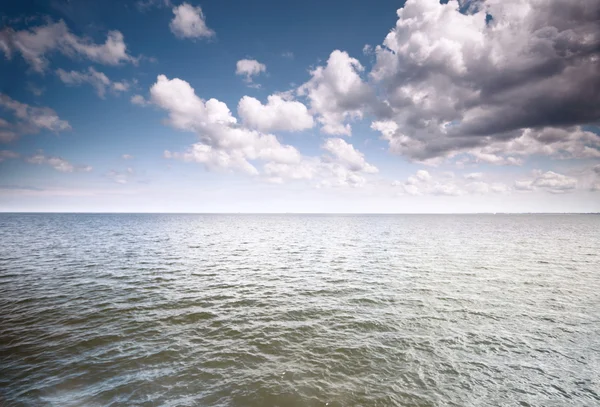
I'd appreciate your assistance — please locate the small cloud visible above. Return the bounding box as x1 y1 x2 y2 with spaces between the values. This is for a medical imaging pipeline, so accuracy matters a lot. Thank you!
235 59 266 86
170 3 215 40
26 151 92 173
464 172 483 180
281 51 294 59
27 82 45 96
362 44 373 55
0 149 19 162
130 94 148 105
122 154 134 159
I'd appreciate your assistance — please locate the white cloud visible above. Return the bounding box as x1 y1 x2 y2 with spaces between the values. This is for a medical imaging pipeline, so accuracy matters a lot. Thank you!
298 50 376 136
151 74 300 175
281 51 294 59
56 67 129 98
235 59 266 85
238 95 314 132
0 20 136 72
150 74 377 187
130 94 148 105
415 169 431 182
169 3 214 39
122 154 134 160
515 170 578 194
393 169 509 196
107 168 134 184
0 93 70 142
322 138 378 173
26 151 92 173
465 172 483 180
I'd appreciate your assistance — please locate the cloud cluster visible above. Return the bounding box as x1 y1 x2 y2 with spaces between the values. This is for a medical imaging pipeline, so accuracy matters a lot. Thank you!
26 151 92 173
515 170 578 194
148 75 377 186
0 94 70 142
0 20 136 72
393 169 509 196
366 0 600 161
56 67 130 98
170 3 215 40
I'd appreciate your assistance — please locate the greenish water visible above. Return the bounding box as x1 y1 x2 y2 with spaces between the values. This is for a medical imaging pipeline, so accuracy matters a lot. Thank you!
1 214 599 406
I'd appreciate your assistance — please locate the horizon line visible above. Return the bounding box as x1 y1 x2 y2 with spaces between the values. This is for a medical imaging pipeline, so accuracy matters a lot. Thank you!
0 211 598 215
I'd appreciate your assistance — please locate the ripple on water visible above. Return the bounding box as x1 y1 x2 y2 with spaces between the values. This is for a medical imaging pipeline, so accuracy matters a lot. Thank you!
0 214 599 406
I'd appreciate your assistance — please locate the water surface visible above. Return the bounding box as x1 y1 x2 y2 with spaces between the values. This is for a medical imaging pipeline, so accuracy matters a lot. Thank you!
1 214 599 406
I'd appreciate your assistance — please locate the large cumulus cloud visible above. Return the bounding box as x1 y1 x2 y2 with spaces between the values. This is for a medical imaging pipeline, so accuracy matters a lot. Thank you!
369 0 600 161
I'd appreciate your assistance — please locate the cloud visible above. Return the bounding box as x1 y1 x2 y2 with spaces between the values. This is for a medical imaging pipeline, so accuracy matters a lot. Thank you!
0 150 19 162
237 95 314 132
0 93 70 142
0 20 137 72
322 138 378 173
515 170 578 194
235 59 266 85
151 74 300 175
281 51 294 59
150 74 377 186
136 0 172 11
26 82 45 96
56 67 129 98
368 0 600 161
130 94 149 105
393 169 509 196
465 172 483 180
26 151 92 173
170 3 215 39
122 154 134 160
298 50 378 136
107 168 134 184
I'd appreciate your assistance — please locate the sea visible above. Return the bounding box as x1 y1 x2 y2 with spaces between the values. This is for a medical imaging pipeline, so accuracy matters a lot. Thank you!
0 213 599 406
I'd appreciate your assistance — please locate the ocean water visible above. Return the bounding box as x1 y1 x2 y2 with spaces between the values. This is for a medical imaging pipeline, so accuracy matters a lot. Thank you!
0 214 599 407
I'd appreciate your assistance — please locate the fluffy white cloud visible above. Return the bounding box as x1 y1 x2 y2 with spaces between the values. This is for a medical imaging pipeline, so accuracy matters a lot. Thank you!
235 59 266 85
0 94 70 142
26 151 92 173
151 74 301 175
0 20 136 72
238 95 314 132
150 74 377 186
170 3 215 39
298 50 377 136
369 0 600 161
322 138 378 173
56 67 129 98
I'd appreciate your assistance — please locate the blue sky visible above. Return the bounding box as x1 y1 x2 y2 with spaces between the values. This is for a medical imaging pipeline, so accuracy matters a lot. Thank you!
1 0 599 212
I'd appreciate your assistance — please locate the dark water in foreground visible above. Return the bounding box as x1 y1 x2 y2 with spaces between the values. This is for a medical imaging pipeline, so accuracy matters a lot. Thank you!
0 214 599 407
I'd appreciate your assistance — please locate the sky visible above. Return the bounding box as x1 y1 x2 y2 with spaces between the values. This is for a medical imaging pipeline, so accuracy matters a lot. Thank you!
0 0 599 213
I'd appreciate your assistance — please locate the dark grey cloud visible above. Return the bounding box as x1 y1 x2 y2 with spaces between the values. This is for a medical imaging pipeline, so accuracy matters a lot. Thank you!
369 0 600 161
